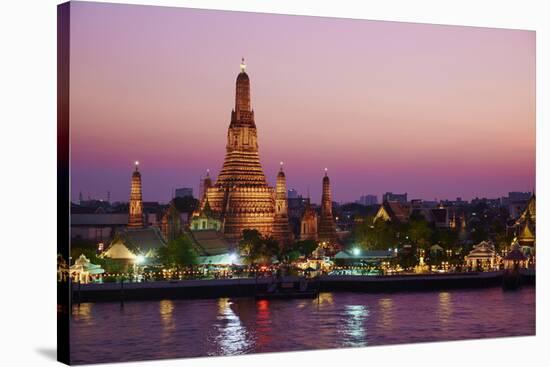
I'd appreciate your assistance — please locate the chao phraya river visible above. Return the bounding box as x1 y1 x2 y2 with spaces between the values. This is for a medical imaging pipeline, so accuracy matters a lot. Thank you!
71 287 535 364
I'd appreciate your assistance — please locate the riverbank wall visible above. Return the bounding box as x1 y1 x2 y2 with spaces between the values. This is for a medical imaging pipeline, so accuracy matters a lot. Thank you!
72 271 535 303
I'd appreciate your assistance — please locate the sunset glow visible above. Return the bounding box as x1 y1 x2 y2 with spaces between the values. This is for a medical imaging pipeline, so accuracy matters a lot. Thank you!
69 2 535 203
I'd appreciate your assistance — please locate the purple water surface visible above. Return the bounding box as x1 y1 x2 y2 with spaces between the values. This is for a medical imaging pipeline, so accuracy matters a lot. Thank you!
70 287 535 364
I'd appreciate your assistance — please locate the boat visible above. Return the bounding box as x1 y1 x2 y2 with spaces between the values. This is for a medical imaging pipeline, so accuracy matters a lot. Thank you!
255 276 320 300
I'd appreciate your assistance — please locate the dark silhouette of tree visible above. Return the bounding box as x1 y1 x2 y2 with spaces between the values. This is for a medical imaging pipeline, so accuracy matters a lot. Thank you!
157 234 198 269
238 229 279 265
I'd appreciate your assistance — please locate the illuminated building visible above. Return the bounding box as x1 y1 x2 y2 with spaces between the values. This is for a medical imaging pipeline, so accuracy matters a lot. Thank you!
300 199 318 241
199 60 276 243
515 194 536 256
272 163 292 245
465 241 500 271
128 161 144 228
101 161 166 268
318 169 337 244
374 201 410 224
195 61 342 246
160 201 181 242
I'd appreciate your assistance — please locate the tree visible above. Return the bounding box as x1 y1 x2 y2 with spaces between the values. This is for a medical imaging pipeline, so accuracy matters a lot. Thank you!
286 250 301 262
294 240 318 257
158 235 198 269
432 228 458 250
408 217 433 251
238 229 279 265
352 215 399 251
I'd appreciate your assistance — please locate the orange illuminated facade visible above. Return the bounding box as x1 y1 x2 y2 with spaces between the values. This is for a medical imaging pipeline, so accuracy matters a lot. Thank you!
200 60 278 243
128 162 144 229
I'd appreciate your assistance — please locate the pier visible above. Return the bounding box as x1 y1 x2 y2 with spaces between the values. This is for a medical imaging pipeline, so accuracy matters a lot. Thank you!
72 270 535 303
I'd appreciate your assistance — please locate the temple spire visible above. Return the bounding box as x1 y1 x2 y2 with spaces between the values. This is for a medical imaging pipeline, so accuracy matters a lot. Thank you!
273 161 291 245
318 169 337 244
202 62 273 243
240 57 246 73
234 58 252 118
128 160 144 229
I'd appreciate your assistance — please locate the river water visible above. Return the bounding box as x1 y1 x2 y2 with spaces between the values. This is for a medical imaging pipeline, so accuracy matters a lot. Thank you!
70 287 535 364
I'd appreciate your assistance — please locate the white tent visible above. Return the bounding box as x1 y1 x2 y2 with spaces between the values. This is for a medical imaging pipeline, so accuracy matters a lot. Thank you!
198 253 242 266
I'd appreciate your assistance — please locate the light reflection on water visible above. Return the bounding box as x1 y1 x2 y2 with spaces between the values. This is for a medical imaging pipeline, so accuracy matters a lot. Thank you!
438 292 453 331
210 298 252 356
342 305 369 347
70 287 535 364
377 298 393 332
159 300 175 339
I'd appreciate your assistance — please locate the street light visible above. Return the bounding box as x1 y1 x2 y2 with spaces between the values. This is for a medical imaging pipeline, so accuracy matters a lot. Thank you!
352 248 361 256
136 254 145 265
228 253 237 264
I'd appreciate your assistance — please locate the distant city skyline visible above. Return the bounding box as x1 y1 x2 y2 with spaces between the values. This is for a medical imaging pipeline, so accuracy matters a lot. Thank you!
70 2 535 204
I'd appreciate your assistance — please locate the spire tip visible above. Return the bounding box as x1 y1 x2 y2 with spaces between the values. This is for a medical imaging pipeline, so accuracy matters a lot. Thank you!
240 57 246 73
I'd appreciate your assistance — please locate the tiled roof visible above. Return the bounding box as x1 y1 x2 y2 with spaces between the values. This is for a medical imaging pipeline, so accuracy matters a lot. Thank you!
188 230 233 256
384 201 410 223
106 227 166 257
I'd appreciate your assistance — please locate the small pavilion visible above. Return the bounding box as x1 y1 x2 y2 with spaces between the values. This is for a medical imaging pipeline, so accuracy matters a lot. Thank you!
70 254 105 284
503 238 528 271
465 241 500 271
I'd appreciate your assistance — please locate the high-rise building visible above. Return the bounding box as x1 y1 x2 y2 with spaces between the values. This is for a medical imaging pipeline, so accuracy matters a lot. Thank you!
318 169 337 244
287 189 299 199
508 191 531 202
356 194 378 206
382 192 408 203
174 187 193 198
128 161 144 229
200 60 276 242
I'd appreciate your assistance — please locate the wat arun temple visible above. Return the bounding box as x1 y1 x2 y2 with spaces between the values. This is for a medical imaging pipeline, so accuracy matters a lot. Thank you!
196 60 337 246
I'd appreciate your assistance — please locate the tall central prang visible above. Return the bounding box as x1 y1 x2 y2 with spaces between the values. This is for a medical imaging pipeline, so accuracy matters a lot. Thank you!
201 59 276 242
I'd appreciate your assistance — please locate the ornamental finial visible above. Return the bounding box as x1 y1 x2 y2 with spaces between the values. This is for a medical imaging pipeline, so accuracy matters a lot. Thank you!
135 160 140 171
240 57 246 73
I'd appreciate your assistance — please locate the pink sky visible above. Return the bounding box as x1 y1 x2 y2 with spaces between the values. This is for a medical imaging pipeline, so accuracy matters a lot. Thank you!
69 2 535 204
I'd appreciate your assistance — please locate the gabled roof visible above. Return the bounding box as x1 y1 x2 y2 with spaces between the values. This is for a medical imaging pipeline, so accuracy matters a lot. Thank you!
516 195 536 224
466 241 497 259
104 227 166 258
188 230 232 256
518 218 535 241
375 201 410 223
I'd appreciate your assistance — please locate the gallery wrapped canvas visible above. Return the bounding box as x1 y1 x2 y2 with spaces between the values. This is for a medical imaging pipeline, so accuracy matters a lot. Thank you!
57 1 535 365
